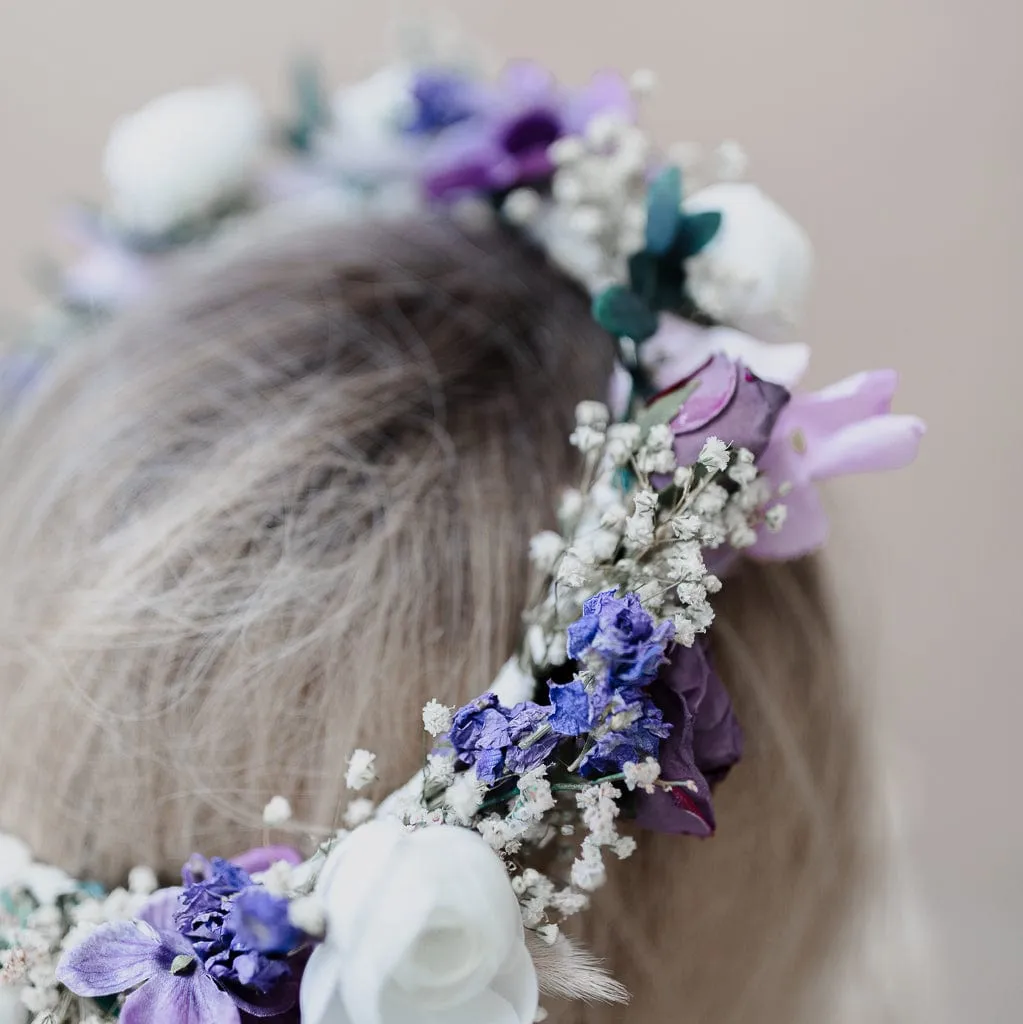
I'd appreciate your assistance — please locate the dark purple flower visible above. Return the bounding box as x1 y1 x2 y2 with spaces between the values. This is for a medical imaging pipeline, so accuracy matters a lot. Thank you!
423 63 633 199
448 693 555 782
567 590 674 689
635 641 743 836
176 859 301 1001
57 920 244 1024
448 693 513 782
655 353 790 469
406 71 482 134
503 702 558 775
549 680 591 736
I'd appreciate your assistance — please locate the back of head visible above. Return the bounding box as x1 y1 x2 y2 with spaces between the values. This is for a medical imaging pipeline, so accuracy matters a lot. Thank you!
0 213 869 1022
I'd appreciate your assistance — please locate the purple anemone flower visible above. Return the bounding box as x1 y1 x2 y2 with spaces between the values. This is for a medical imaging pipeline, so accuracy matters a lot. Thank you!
57 920 253 1024
567 590 674 689
423 62 634 199
58 854 304 1023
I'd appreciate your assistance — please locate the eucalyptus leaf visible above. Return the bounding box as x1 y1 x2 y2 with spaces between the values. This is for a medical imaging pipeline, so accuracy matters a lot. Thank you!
592 286 659 341
286 59 330 152
645 165 683 255
635 378 702 433
676 210 723 258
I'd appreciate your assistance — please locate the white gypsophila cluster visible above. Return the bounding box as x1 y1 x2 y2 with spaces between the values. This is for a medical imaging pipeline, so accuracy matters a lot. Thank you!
504 96 652 296
345 748 377 791
421 699 454 737
519 401 780 664
0 843 161 1024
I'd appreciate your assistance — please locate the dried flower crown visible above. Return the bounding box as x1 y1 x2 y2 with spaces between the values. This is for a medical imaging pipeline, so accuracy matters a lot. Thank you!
0 43 925 1024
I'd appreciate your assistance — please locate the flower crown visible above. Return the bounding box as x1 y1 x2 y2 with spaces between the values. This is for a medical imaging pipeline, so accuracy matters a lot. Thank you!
0 45 925 1024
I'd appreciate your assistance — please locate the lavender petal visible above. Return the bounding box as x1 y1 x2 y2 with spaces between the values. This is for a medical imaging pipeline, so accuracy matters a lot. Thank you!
56 920 166 997
120 970 240 1024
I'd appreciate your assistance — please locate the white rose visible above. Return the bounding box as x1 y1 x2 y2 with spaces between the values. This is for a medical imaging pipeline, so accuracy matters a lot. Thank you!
683 182 813 337
0 986 27 1024
103 83 266 236
300 820 538 1024
321 67 422 181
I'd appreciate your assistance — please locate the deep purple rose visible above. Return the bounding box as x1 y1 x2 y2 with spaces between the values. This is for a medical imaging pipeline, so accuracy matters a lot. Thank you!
658 353 790 468
635 641 743 836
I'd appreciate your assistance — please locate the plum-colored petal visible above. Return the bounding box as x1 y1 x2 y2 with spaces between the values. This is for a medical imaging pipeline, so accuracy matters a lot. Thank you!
56 920 167 996
643 316 810 391
805 414 926 480
121 970 239 1024
668 355 790 467
231 845 304 875
564 71 634 133
422 131 505 198
499 61 557 102
748 483 829 561
138 887 184 932
669 354 738 434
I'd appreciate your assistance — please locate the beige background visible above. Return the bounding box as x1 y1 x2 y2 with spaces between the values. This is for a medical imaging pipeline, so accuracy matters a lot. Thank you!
1 1 1019 1018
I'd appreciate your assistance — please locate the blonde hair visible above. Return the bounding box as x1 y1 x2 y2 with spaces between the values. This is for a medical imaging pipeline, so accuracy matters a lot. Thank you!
0 215 873 1022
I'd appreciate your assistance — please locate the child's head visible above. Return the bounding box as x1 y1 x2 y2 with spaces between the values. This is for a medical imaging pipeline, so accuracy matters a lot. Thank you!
0 212 869 1022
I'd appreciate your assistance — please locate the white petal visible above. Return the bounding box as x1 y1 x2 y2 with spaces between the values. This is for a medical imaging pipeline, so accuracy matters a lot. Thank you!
490 659 537 708
489 939 540 1023
300 943 350 1024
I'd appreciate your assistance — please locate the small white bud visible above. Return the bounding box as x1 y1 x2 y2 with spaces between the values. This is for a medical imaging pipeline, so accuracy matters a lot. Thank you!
345 749 376 791
575 400 610 429
503 188 543 225
288 895 326 937
262 796 293 828
127 866 158 896
629 68 657 96
549 136 585 165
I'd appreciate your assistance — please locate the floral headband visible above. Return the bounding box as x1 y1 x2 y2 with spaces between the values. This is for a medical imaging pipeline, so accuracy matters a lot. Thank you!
0 46 924 1024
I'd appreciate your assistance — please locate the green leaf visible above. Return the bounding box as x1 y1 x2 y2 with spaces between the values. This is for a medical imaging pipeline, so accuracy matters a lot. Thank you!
645 165 683 255
286 59 330 152
676 210 723 258
635 378 702 433
592 286 660 341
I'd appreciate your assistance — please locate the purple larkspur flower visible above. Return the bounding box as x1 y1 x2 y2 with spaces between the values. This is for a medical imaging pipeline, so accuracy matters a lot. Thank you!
448 693 555 782
567 590 674 689
406 71 482 134
174 858 301 1002
635 641 742 837
553 592 677 776
422 62 633 199
227 889 302 956
56 917 298 1024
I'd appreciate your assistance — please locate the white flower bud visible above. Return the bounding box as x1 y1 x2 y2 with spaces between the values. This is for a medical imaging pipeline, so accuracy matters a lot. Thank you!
261 795 293 827
503 188 543 225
